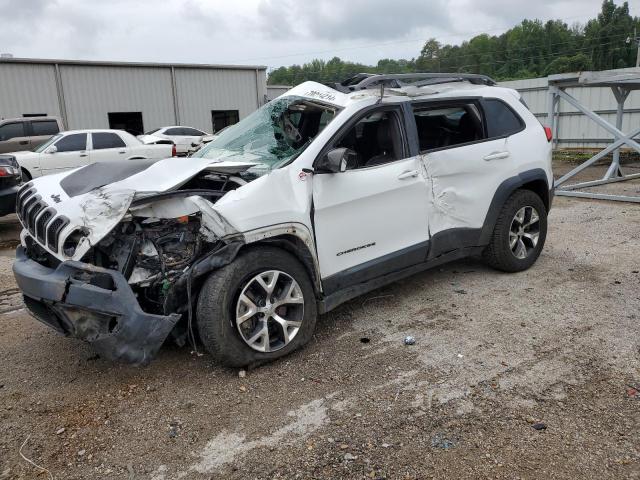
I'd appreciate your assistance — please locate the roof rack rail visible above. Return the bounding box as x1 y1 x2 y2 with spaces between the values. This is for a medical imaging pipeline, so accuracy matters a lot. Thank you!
328 72 496 93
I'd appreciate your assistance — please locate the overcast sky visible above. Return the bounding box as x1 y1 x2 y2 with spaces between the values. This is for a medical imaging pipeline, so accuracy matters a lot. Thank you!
0 0 636 71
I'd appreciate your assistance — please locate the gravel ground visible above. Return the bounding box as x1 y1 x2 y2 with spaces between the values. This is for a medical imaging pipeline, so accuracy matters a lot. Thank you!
0 161 639 479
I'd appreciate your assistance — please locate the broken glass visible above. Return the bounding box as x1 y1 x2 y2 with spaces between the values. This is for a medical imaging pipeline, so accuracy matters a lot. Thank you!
193 96 338 178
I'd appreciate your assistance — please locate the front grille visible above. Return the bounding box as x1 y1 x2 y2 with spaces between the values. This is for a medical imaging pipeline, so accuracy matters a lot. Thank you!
47 216 69 252
36 208 55 243
16 185 68 254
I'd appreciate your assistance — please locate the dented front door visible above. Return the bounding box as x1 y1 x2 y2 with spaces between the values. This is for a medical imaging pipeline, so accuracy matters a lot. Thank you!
422 137 513 236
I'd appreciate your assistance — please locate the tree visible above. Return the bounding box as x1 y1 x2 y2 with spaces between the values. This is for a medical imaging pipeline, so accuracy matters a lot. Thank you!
266 0 640 86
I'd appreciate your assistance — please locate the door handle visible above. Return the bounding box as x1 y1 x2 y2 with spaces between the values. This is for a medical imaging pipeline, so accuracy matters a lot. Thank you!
118 150 126 154
483 151 510 161
79 153 88 157
397 170 419 180
19 140 28 145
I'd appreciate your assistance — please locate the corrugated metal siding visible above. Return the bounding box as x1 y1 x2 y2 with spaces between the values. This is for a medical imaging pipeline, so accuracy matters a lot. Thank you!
60 65 176 130
0 63 61 119
267 85 291 101
175 68 263 133
500 70 640 149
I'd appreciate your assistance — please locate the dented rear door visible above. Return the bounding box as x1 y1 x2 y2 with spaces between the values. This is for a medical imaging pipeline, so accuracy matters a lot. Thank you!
422 137 515 240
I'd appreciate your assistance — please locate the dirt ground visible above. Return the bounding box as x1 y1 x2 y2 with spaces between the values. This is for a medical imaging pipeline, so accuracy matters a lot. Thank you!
0 161 639 479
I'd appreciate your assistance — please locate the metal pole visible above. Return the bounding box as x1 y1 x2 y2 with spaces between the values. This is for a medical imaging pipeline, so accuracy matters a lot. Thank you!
547 85 559 149
607 86 630 179
636 28 640 68
170 66 180 125
53 63 69 129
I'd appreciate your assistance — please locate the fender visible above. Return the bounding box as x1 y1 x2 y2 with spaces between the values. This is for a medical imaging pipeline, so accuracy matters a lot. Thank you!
240 223 323 293
478 168 550 246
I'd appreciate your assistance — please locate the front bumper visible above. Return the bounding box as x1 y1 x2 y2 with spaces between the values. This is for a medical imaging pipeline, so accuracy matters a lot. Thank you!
0 184 19 216
13 246 180 365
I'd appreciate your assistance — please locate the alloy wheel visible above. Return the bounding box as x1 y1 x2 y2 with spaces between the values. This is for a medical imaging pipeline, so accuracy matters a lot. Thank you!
509 206 540 259
235 270 304 352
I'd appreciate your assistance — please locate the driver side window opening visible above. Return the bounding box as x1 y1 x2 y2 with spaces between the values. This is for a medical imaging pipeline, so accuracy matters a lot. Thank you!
334 109 404 169
413 102 485 152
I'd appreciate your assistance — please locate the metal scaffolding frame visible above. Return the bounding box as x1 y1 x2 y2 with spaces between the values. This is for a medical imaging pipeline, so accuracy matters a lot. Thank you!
548 69 640 203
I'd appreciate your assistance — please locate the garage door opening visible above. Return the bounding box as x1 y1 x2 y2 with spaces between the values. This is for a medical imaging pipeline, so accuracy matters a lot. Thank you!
108 112 144 136
211 110 239 133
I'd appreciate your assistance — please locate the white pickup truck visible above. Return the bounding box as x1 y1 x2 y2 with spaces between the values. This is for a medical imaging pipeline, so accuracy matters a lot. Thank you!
13 129 176 180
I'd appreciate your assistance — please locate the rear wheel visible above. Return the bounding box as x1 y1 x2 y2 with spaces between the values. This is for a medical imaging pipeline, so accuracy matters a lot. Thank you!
196 246 317 368
483 189 547 272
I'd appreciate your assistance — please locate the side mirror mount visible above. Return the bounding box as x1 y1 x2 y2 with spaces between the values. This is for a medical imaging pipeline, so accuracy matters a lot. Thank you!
45 145 57 154
316 147 355 173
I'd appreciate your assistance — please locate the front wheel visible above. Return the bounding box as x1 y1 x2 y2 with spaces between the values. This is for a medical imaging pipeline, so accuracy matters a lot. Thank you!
483 189 547 272
196 246 317 368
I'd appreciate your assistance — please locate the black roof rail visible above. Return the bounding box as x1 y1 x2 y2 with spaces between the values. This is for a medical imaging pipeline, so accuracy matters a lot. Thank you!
328 72 496 93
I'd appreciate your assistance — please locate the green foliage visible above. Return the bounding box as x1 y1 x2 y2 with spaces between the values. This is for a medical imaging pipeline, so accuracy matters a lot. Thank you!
267 0 640 86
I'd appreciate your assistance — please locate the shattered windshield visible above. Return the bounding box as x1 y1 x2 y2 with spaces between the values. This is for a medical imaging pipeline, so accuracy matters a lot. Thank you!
193 96 339 177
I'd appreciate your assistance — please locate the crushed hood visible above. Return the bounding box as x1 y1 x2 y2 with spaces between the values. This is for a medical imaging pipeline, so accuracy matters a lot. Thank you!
22 157 257 260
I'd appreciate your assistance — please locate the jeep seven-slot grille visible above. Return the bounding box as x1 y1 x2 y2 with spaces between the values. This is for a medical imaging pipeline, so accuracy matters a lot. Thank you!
16 184 68 254
46 216 69 252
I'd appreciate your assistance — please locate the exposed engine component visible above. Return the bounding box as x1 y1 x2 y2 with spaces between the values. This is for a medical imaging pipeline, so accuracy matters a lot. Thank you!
93 215 214 314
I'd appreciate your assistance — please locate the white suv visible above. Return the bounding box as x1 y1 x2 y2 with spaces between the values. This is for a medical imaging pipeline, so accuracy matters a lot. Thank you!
13 73 553 367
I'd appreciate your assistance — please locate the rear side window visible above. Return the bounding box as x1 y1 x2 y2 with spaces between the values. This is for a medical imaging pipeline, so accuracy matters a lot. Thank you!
55 133 87 152
483 99 524 138
412 102 484 152
0 122 25 141
31 120 59 136
92 132 126 149
164 127 182 135
182 128 204 136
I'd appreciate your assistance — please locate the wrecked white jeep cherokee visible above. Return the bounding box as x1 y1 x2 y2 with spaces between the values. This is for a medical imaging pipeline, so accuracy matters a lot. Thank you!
13 73 553 367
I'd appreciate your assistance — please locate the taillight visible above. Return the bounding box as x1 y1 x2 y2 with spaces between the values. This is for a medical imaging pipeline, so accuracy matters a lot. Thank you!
171 144 177 157
0 166 19 177
543 125 552 142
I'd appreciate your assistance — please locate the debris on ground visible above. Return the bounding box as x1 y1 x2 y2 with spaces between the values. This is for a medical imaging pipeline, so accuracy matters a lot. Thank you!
343 453 357 461
360 337 370 344
431 433 456 450
238 370 246 378
532 422 547 431
404 336 416 346
169 421 180 438
454 289 468 294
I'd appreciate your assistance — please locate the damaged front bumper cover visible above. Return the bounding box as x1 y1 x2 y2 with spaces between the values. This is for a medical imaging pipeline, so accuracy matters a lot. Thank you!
13 246 180 365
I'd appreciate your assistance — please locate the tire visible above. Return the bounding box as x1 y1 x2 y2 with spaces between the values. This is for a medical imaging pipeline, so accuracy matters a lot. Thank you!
483 189 547 272
196 246 317 368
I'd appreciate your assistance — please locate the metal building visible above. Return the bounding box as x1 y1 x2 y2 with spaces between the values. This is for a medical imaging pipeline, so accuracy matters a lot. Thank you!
266 85 292 101
499 67 640 149
0 57 268 135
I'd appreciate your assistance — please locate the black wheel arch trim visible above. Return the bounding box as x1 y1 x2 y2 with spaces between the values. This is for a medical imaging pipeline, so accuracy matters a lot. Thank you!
478 168 550 246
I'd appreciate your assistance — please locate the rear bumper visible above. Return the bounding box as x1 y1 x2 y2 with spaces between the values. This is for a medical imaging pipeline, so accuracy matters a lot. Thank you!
13 246 180 365
0 184 19 216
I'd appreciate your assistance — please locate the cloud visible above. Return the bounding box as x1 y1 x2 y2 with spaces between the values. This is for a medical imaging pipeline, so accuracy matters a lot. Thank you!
0 0 629 66
0 0 52 19
256 0 453 41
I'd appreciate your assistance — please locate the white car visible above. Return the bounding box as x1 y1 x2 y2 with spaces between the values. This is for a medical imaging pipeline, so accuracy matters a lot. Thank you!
14 129 176 180
138 126 209 156
12 73 553 367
